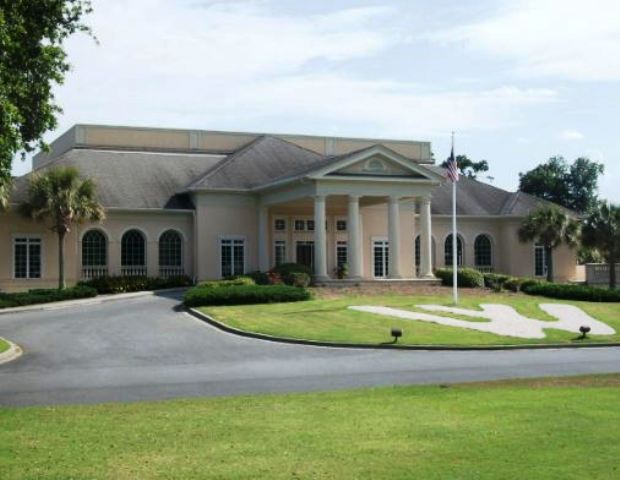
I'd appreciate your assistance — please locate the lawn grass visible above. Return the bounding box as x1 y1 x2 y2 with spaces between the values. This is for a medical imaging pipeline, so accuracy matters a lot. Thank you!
201 289 620 346
1 374 620 479
0 337 10 354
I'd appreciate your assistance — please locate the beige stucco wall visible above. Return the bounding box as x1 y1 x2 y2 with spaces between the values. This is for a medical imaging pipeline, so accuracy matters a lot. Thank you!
192 193 259 280
0 196 579 291
0 210 194 292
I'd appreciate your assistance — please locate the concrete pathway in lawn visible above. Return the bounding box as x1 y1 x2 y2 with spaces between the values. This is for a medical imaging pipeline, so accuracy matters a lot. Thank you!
1 291 620 407
349 304 616 339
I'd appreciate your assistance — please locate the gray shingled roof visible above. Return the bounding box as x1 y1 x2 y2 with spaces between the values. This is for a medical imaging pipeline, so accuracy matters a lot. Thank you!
186 135 324 190
9 135 566 217
11 149 223 209
427 167 574 216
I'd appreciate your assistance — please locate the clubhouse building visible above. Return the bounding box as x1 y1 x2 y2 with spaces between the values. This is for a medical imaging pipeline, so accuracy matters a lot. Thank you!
0 124 579 291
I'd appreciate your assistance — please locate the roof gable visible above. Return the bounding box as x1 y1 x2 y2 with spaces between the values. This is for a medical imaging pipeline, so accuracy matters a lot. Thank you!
307 144 445 183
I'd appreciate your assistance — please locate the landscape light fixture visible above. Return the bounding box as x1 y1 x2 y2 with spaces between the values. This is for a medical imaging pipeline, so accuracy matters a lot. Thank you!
391 328 403 343
579 325 591 339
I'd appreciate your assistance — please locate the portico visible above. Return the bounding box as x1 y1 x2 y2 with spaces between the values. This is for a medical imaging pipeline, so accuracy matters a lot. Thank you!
255 144 444 281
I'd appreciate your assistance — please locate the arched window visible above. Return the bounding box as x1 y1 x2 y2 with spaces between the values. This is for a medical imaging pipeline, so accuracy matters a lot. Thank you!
81 230 107 279
474 234 493 272
159 230 184 277
121 229 146 276
415 235 436 275
444 234 464 267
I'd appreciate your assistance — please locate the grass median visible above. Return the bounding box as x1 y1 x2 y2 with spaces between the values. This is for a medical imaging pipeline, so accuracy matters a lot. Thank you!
200 290 620 346
0 337 9 354
1 374 620 479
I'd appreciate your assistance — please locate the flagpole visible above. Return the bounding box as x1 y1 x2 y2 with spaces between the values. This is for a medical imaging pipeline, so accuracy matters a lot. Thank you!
451 131 458 305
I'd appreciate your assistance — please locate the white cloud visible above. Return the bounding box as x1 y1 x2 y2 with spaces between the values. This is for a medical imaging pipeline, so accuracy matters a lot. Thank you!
428 0 620 81
559 129 585 141
49 0 557 140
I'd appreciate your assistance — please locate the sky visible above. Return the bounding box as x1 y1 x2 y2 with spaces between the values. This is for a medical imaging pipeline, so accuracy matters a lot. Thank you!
12 0 620 201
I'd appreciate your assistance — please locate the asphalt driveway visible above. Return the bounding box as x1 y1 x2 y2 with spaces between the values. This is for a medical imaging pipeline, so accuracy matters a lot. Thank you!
1 291 620 406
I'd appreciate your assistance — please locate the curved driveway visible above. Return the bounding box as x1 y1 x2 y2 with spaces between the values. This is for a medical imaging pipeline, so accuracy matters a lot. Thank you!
1 291 620 406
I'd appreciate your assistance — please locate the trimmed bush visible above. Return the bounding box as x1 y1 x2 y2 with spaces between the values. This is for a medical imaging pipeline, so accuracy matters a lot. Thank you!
519 278 547 292
483 273 512 291
503 277 525 292
283 272 311 288
198 277 256 289
522 282 620 302
435 268 485 288
184 284 311 307
244 271 271 285
0 285 98 309
82 275 193 294
271 263 312 277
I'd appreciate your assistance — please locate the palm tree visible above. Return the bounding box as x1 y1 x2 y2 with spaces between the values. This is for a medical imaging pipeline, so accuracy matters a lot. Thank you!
518 206 580 282
0 178 10 211
19 166 105 289
581 202 620 289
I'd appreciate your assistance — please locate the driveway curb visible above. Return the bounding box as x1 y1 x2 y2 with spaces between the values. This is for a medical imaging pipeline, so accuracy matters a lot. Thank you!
188 308 620 351
0 338 23 365
0 288 188 316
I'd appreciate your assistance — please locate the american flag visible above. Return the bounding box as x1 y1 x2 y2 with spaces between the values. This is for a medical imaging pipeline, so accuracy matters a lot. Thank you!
447 144 459 183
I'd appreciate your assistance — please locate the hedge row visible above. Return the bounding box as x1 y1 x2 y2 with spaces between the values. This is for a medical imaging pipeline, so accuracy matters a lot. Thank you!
0 285 98 309
81 275 193 294
184 283 311 307
435 268 485 288
522 282 620 302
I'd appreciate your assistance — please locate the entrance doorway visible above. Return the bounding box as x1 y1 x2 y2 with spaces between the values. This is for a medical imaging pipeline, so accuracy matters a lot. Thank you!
296 241 314 270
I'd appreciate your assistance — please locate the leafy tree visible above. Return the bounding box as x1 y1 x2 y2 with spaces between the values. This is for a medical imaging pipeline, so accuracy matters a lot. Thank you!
0 1 93 209
519 156 604 213
441 155 489 179
581 202 620 289
19 166 104 289
518 206 580 282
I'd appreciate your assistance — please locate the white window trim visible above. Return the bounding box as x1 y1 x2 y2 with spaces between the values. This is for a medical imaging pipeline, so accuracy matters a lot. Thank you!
273 239 287 268
273 217 288 232
371 236 389 279
335 240 348 268
218 235 247 278
534 244 548 278
12 234 44 280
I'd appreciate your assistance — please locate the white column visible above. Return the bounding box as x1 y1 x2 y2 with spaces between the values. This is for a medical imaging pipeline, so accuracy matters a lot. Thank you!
257 205 269 271
420 196 434 278
347 195 362 279
314 194 328 279
388 196 402 279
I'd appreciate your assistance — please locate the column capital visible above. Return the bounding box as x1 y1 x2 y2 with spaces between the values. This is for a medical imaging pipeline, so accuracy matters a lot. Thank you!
388 195 401 204
348 194 361 202
420 196 432 206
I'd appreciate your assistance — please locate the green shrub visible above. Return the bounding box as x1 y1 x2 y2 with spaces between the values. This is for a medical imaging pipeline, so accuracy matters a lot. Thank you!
435 268 485 288
283 272 311 288
503 277 525 292
522 282 620 302
519 278 547 292
244 271 271 285
271 263 312 277
0 285 98 309
184 284 311 307
198 277 256 289
483 273 512 291
82 275 192 294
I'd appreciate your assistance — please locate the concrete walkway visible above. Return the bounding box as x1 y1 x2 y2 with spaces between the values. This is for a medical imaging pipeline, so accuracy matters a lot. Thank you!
1 290 620 407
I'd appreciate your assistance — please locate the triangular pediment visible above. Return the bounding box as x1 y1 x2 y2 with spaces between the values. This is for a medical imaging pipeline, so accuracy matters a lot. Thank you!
329 154 425 178
306 144 445 183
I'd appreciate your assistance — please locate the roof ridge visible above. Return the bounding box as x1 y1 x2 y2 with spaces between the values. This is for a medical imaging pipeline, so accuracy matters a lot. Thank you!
185 135 269 190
